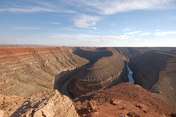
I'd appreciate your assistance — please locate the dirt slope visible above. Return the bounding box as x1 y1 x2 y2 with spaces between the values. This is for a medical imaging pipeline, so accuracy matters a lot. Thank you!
74 83 173 117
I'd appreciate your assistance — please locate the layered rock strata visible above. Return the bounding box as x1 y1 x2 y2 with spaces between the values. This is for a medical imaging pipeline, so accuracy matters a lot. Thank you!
68 48 127 97
0 47 88 97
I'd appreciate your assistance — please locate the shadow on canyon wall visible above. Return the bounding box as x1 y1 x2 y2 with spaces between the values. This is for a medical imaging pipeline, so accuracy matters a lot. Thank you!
130 50 170 92
54 48 173 101
73 48 113 63
129 49 176 110
54 48 115 98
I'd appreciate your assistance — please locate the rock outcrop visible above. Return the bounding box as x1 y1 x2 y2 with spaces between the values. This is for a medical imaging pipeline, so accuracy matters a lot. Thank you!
0 47 88 97
0 94 26 117
74 83 173 117
11 90 79 117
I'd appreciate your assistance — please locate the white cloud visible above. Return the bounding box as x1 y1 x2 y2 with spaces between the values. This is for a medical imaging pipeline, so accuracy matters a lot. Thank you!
0 0 174 14
0 34 128 47
124 30 176 37
0 7 55 13
51 22 61 25
71 0 174 28
48 34 129 46
97 0 173 15
73 15 100 28
154 31 176 36
13 26 40 30
125 31 143 35
0 7 76 13
50 34 128 40
1 31 176 47
0 1 76 14
73 0 174 15
0 0 174 30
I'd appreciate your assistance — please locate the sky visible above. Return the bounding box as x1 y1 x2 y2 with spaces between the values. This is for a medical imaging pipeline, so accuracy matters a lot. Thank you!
0 0 176 47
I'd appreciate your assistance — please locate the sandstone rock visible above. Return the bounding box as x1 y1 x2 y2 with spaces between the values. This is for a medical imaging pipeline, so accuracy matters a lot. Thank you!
0 110 4 117
135 103 148 113
0 47 88 97
0 94 26 117
110 99 121 105
12 90 79 117
119 113 127 117
127 112 140 117
88 100 97 112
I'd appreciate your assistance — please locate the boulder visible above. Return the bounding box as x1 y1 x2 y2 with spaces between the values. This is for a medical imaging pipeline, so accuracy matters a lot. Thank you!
11 90 79 117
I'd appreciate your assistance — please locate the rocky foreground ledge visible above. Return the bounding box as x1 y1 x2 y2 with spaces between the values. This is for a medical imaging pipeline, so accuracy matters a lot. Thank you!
0 90 79 117
1 84 175 117
74 83 174 117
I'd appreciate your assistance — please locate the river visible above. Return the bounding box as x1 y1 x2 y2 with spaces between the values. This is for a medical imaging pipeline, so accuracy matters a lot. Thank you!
126 64 135 84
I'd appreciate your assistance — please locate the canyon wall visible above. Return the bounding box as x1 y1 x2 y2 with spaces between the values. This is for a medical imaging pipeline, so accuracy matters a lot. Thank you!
0 47 89 117
0 47 88 97
68 48 128 97
129 48 176 110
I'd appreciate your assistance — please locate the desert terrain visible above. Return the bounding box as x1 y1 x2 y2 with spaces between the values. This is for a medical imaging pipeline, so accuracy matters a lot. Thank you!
0 47 176 117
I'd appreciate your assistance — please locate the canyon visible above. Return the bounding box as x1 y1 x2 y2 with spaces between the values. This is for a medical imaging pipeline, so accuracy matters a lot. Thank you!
0 47 87 117
0 47 176 117
129 48 176 111
0 47 88 97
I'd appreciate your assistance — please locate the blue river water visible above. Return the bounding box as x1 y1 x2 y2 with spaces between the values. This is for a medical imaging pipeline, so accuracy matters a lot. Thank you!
127 65 135 84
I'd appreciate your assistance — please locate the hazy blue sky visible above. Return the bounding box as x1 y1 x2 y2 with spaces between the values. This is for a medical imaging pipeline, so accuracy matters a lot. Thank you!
1 0 176 46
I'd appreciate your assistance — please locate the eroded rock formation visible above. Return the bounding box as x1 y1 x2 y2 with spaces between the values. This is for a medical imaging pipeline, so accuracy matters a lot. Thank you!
0 47 88 97
68 48 127 97
11 90 79 117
